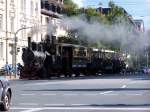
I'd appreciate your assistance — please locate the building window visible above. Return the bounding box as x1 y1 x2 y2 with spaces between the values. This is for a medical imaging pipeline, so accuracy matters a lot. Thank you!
21 25 26 39
57 6 61 13
30 1 33 16
21 0 26 12
44 1 50 10
0 42 3 58
11 0 14 3
36 33 38 41
35 2 38 15
52 4 56 12
10 18 14 32
46 17 49 24
0 0 3 3
0 14 3 31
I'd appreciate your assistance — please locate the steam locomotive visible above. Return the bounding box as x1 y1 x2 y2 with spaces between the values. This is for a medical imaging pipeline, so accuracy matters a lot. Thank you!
20 36 126 79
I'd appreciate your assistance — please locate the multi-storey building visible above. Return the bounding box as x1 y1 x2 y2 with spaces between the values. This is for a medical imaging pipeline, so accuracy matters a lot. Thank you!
41 0 66 41
0 0 41 67
133 19 145 33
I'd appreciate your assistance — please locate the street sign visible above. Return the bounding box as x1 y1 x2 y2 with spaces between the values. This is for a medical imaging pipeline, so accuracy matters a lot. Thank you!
10 50 18 55
10 50 13 55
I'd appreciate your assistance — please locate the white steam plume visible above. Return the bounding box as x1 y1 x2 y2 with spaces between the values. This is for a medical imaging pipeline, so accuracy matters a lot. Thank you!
60 15 150 53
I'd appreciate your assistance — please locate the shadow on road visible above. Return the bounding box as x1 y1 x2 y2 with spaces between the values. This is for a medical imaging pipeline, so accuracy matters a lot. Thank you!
43 104 150 107
23 88 150 92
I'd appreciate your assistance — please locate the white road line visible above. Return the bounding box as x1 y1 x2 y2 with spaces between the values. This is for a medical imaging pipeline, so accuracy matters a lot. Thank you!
20 108 43 112
71 104 88 106
126 94 142 96
20 103 38 106
130 81 137 84
41 94 56 96
11 107 150 110
63 94 78 96
21 94 35 96
121 85 127 88
83 93 98 96
103 94 118 96
45 104 65 106
100 91 113 95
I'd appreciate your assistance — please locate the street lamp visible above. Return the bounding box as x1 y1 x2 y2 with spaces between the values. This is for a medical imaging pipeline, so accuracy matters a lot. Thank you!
13 25 47 78
13 26 33 78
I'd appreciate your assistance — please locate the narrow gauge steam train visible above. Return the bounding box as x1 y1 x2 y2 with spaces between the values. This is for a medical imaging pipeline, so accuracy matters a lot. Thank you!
20 36 125 79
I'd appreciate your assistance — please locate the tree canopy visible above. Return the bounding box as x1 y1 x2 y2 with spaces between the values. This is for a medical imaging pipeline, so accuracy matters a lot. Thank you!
62 0 133 51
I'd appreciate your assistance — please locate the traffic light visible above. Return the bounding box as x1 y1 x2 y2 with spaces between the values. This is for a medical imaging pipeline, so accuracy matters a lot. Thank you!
17 47 20 52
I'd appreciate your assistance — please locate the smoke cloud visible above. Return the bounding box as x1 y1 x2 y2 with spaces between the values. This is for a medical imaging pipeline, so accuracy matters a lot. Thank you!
59 15 150 54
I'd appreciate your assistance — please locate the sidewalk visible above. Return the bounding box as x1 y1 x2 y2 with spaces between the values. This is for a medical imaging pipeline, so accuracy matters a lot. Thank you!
4 75 20 80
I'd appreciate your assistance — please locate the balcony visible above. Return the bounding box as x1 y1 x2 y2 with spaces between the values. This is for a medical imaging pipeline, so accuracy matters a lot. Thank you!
41 0 63 18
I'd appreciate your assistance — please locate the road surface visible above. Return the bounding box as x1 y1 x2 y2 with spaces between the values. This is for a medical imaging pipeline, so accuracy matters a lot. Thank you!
9 74 150 112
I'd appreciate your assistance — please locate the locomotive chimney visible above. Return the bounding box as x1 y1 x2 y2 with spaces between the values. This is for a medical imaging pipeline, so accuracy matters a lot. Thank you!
28 36 31 50
52 35 57 45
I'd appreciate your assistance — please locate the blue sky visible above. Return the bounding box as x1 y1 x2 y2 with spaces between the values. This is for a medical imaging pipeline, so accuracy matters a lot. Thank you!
72 0 150 30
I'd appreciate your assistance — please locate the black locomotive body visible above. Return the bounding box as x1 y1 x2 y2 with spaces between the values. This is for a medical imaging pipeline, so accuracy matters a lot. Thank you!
21 36 126 79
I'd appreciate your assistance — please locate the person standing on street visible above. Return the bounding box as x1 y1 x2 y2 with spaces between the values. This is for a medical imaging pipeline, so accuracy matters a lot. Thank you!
4 62 11 76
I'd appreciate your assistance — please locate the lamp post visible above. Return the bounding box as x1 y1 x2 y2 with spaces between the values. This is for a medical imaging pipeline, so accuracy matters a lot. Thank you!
5 0 8 64
13 25 47 78
14 27 32 78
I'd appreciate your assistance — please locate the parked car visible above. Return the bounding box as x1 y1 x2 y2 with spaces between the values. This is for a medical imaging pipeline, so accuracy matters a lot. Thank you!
0 76 12 111
141 67 150 74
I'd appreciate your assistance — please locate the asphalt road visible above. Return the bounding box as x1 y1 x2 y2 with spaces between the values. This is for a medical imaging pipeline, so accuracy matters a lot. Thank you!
8 74 150 112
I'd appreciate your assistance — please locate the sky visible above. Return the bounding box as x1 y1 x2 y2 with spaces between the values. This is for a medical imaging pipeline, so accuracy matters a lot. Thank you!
72 0 150 30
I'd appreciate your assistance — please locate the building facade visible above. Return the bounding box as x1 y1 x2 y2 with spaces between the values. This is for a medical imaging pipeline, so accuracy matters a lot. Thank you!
133 19 145 33
41 0 66 41
0 0 41 67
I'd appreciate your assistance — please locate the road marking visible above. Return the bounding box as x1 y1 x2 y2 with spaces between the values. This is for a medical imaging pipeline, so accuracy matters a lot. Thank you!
11 107 150 110
103 94 118 96
126 94 142 96
21 94 35 96
20 108 43 112
121 85 127 88
71 104 88 106
20 103 38 106
130 81 137 84
100 91 113 95
63 94 78 96
45 104 65 106
83 93 98 96
42 94 56 96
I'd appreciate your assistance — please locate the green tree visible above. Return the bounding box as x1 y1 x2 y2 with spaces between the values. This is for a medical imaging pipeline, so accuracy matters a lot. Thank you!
106 1 130 24
63 0 81 16
62 0 133 51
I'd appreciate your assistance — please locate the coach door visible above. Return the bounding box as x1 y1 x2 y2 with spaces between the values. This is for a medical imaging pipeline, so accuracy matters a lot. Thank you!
62 46 73 71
